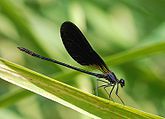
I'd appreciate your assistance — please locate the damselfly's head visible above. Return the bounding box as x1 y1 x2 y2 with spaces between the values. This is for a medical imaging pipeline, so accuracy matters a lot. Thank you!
119 79 125 88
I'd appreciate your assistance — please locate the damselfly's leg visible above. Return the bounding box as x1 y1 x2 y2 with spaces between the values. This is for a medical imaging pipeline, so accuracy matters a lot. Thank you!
94 79 109 96
94 84 108 96
109 85 115 99
103 85 109 96
104 85 114 102
95 78 98 96
115 84 125 105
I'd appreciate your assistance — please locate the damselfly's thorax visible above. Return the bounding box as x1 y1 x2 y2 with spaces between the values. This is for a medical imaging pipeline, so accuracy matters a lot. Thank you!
105 72 117 83
105 72 125 88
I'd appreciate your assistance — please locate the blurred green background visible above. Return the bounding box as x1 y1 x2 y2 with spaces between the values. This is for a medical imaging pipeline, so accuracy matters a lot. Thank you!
0 0 165 119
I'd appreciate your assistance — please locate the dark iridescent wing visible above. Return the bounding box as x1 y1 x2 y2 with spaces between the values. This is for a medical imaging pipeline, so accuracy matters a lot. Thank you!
60 21 110 73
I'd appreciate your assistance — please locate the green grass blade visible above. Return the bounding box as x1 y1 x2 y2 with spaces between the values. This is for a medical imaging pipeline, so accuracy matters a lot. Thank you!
0 58 164 119
106 41 165 66
0 90 33 107
0 0 48 56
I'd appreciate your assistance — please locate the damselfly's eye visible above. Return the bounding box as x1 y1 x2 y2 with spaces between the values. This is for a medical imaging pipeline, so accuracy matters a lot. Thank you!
119 79 125 87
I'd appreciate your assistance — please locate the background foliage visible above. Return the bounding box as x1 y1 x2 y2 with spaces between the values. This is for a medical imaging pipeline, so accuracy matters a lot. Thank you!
0 0 165 119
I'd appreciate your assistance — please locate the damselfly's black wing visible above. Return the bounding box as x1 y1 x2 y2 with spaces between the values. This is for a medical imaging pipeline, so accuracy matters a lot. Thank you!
60 21 110 73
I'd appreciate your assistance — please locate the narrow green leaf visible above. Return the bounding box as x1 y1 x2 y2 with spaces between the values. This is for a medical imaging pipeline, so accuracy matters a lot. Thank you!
106 41 165 66
0 90 33 107
0 58 163 119
0 0 48 56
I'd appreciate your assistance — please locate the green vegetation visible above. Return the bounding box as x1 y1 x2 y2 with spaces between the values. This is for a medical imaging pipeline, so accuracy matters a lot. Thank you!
0 0 165 119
